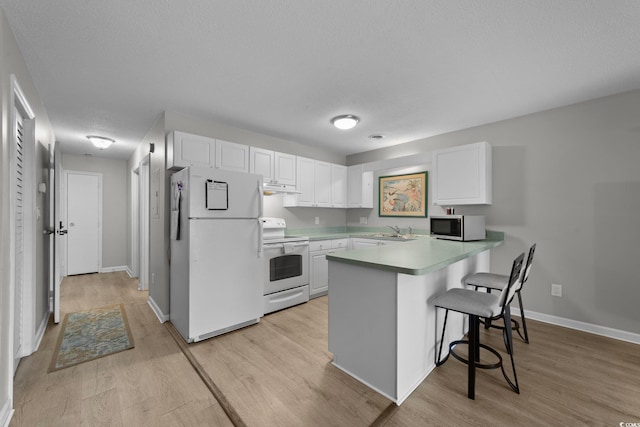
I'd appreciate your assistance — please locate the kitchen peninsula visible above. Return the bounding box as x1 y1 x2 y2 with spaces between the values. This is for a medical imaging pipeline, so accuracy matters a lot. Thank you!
326 233 503 404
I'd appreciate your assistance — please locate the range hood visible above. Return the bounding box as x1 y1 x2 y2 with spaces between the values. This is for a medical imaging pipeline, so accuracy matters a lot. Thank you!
262 183 300 195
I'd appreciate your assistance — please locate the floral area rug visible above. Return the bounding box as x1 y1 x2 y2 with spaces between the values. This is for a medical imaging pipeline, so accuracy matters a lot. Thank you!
49 304 135 372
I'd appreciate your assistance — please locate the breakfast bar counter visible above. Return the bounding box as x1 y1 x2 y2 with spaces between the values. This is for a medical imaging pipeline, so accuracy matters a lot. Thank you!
326 234 503 404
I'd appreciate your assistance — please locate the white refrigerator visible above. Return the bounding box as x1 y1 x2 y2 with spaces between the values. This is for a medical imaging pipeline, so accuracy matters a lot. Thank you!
170 166 264 342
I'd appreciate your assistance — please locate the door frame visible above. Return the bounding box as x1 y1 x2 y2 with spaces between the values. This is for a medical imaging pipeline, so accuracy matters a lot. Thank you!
130 169 139 279
8 75 36 373
138 155 150 291
50 141 63 323
62 170 103 275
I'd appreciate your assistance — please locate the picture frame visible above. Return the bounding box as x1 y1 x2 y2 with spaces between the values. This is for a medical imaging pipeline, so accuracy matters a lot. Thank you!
379 171 427 217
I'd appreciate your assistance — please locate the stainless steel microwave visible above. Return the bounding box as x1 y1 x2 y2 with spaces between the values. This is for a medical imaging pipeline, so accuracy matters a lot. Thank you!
430 215 486 241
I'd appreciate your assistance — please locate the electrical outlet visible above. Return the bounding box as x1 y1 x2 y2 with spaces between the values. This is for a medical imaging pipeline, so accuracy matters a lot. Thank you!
551 283 563 297
359 217 368 224
315 216 320 225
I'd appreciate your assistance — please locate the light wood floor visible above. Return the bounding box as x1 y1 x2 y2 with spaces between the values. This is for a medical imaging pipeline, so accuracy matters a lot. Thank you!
11 272 640 426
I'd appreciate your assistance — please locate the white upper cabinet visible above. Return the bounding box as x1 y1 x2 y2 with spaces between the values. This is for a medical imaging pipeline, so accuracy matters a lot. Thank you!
166 131 216 170
287 156 315 206
347 165 373 208
284 157 336 207
432 141 492 205
215 139 249 173
331 164 347 208
250 148 297 187
249 147 274 181
315 161 332 207
274 152 296 186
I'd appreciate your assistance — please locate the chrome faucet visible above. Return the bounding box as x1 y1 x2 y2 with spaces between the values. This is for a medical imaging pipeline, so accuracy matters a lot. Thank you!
387 225 401 237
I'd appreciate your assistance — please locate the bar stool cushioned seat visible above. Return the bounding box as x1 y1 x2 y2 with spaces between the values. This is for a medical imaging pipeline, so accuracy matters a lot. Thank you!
433 252 525 400
464 244 536 343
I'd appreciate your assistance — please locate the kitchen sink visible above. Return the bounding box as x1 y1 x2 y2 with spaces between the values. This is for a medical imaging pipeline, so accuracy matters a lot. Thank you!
360 233 415 241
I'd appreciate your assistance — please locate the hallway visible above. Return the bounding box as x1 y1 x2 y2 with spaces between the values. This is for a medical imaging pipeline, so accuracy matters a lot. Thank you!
10 272 232 426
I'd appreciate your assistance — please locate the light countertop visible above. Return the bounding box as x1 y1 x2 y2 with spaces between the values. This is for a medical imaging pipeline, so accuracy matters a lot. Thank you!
325 234 503 276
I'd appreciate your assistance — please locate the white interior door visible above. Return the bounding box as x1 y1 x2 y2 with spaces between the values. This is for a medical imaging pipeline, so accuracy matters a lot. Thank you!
52 142 63 323
66 171 102 275
130 169 139 279
11 75 37 372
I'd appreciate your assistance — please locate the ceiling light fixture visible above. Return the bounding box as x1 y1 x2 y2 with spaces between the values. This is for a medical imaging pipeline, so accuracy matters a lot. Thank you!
331 115 360 130
87 135 115 149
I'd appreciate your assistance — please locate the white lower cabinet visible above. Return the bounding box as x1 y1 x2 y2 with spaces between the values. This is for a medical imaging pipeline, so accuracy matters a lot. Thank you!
309 239 348 298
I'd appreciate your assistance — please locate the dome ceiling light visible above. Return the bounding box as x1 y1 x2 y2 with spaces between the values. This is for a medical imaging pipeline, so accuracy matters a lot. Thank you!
87 135 115 149
331 115 360 130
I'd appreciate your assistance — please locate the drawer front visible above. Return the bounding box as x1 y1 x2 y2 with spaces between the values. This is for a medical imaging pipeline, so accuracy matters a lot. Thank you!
263 285 309 314
331 238 349 249
310 240 331 252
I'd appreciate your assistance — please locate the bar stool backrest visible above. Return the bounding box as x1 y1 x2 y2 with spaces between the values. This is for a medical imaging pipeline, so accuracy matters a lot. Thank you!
497 252 525 314
511 243 537 294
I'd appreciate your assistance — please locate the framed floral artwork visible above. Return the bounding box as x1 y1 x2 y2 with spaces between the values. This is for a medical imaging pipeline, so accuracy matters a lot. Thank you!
378 172 427 217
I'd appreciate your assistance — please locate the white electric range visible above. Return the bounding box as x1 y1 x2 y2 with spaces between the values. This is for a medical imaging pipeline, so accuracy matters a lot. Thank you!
260 217 310 314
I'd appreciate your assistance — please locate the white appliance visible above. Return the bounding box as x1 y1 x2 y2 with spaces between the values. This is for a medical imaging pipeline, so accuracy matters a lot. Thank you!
170 166 264 342
261 217 310 314
430 215 486 241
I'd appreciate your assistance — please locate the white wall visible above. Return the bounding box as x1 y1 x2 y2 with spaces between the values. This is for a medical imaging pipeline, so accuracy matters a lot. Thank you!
347 90 640 335
0 7 55 424
62 154 128 269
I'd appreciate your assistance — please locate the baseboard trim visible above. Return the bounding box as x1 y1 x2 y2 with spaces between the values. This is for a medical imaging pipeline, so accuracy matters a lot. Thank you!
148 296 169 323
100 265 128 273
1 399 13 427
125 266 134 278
33 312 49 352
512 307 640 345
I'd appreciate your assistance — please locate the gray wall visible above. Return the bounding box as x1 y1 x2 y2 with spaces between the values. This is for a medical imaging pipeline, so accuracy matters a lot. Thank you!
348 90 640 334
0 7 55 420
62 154 128 269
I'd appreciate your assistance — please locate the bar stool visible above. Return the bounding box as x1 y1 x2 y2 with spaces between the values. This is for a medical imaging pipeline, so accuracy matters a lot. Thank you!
433 252 525 399
464 244 536 343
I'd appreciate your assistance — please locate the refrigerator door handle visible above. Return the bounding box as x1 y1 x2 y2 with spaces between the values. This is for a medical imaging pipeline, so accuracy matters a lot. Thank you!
257 179 264 218
258 218 264 258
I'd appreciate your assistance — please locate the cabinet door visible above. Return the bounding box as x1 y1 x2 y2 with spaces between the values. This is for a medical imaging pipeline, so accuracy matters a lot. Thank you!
310 250 329 296
168 131 216 170
331 164 347 208
249 147 274 182
315 161 332 207
347 165 373 208
347 165 363 207
215 139 249 173
274 152 296 186
296 156 316 206
432 141 492 205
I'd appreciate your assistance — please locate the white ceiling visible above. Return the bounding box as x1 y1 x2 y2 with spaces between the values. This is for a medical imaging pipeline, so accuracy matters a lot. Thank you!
2 1 639 160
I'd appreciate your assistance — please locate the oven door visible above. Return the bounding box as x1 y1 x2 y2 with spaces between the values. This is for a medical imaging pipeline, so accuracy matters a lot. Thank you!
263 241 309 295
